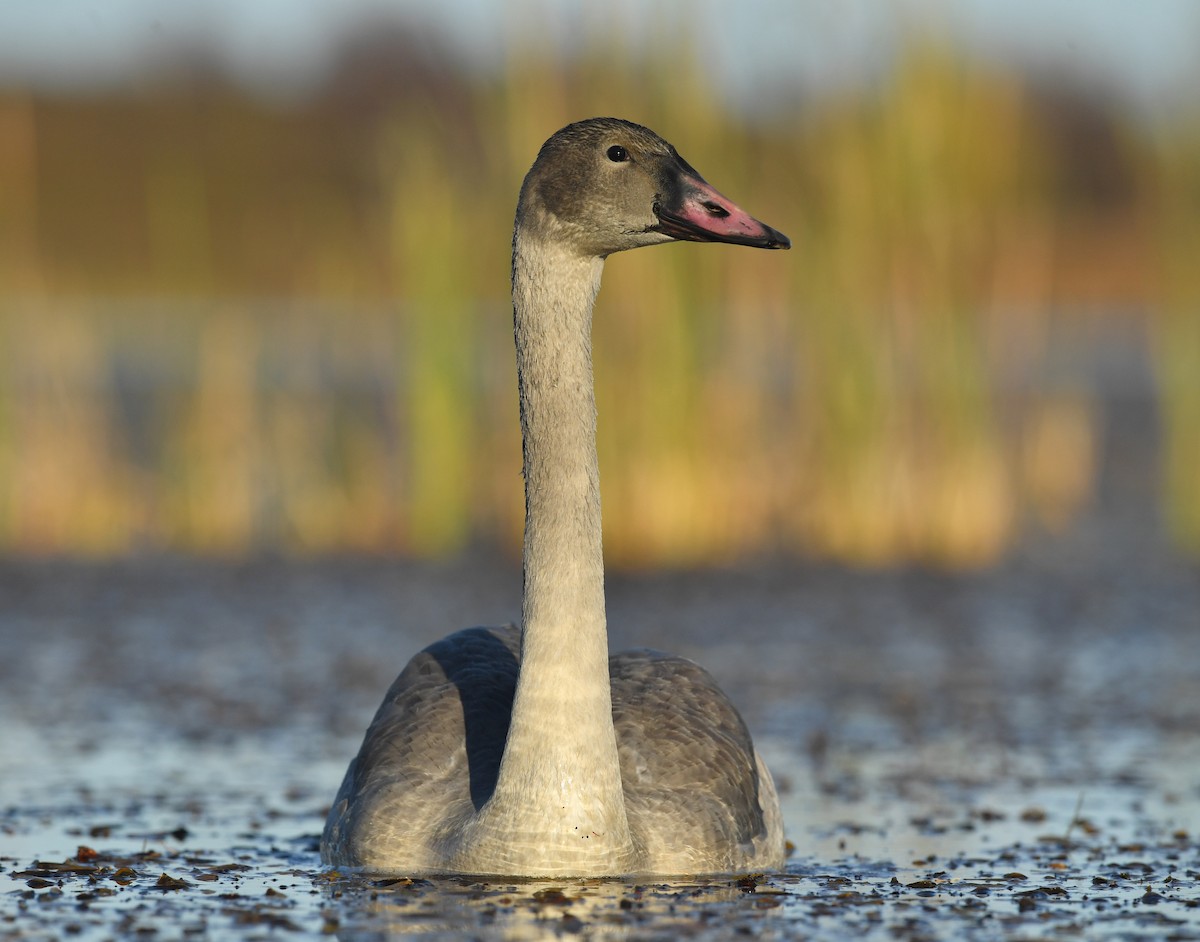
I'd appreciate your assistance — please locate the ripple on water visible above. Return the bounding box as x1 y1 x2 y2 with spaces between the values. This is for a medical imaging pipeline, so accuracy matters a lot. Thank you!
1 555 1198 939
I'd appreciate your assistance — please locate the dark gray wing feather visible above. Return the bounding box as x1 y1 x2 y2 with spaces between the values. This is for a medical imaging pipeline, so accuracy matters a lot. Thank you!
321 625 520 866
610 648 768 864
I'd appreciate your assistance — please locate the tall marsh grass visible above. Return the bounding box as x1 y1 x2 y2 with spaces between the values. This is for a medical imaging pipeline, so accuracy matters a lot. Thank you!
1150 122 1200 553
0 32 1192 563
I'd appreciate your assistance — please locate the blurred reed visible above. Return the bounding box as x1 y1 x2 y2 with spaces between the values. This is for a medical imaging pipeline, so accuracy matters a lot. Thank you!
1148 120 1200 553
0 29 1191 563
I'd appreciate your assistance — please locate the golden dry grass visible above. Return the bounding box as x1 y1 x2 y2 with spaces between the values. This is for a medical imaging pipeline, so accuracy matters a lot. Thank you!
0 32 1194 563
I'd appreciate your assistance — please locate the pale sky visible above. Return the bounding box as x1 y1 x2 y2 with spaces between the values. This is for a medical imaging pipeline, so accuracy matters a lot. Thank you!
0 0 1196 115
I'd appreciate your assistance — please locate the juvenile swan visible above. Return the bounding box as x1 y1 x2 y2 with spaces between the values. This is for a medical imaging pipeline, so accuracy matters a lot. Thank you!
322 118 791 877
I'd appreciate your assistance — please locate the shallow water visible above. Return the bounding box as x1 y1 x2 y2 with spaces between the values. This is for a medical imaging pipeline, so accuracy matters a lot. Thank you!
2 533 1198 940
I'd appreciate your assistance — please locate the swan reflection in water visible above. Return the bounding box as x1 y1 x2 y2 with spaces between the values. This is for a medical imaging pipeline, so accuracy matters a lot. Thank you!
318 870 788 940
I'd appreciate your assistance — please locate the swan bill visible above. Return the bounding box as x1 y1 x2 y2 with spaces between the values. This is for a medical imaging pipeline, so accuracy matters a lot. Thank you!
652 176 790 250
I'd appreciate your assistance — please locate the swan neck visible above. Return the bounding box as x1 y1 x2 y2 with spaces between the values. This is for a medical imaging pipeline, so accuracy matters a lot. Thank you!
513 235 606 636
464 231 635 872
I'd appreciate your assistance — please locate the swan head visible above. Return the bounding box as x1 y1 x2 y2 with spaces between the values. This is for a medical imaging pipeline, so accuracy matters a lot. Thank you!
518 117 790 258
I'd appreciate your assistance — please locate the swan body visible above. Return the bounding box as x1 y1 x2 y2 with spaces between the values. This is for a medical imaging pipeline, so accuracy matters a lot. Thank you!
322 118 790 877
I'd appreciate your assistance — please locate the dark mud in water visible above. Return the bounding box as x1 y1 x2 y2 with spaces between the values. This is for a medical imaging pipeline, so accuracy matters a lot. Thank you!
1 522 1198 939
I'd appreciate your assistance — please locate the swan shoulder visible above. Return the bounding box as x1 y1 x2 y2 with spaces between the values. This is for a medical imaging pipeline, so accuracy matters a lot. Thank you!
609 648 784 872
321 625 520 870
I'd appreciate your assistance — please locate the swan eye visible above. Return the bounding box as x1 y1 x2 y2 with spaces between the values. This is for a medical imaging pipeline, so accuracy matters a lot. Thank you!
606 145 629 163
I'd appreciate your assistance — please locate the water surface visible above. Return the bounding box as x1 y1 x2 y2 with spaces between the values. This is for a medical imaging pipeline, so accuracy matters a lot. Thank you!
2 535 1197 939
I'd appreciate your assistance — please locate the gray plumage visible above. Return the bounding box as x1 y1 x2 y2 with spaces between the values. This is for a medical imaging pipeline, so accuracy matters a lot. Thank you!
323 626 781 873
322 118 790 877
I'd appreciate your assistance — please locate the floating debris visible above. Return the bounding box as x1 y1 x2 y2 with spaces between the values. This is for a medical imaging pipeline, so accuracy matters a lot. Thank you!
1 554 1199 939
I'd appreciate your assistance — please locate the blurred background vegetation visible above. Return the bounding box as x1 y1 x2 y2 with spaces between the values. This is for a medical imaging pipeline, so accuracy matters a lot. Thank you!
0 5 1196 566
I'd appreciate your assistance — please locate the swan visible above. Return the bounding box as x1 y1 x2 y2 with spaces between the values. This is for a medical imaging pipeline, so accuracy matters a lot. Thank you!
322 117 791 877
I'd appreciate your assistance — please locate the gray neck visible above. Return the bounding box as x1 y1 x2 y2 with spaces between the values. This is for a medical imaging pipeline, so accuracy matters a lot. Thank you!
464 229 635 871
514 235 606 653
